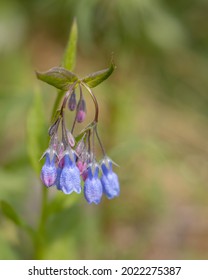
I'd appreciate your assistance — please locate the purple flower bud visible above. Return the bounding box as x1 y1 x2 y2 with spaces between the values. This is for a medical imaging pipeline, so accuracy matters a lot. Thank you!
40 151 57 187
68 91 76 111
77 99 86 123
77 160 88 181
57 142 65 168
51 134 59 151
59 151 81 194
101 158 120 199
76 137 86 156
67 130 75 147
84 164 103 204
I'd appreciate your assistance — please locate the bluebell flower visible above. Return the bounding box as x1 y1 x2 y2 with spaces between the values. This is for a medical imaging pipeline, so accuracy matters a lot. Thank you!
101 157 120 199
40 149 57 187
59 151 81 194
84 164 103 204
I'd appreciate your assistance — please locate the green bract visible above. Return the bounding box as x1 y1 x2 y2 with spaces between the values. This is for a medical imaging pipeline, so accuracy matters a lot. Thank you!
36 61 115 91
82 61 115 88
36 67 78 91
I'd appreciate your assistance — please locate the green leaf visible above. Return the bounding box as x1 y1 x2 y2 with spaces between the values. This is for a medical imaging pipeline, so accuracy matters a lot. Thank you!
51 19 78 120
0 200 23 226
36 67 78 91
27 87 47 174
82 61 116 88
63 18 78 71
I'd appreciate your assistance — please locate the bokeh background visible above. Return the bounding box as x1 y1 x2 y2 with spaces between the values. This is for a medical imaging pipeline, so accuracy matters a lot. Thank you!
0 0 208 259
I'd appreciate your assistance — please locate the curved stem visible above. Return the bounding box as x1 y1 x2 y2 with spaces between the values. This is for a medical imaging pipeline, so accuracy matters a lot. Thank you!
61 81 78 114
94 125 106 156
71 83 83 134
51 90 65 122
81 82 99 123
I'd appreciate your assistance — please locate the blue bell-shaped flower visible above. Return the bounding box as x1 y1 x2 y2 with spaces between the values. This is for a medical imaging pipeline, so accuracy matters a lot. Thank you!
59 151 81 194
40 149 57 187
84 163 103 204
101 157 120 199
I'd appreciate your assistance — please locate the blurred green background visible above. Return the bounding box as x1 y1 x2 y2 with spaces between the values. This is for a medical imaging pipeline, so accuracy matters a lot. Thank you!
0 0 208 259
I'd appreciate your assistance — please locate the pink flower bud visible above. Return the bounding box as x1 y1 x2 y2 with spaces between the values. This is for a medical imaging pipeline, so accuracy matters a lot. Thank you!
77 99 86 123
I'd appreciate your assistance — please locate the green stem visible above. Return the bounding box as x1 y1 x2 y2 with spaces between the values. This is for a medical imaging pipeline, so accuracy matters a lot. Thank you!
81 82 99 123
34 186 48 259
51 90 65 122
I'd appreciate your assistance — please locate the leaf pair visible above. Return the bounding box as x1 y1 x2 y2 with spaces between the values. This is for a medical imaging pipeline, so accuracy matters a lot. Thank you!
36 61 115 91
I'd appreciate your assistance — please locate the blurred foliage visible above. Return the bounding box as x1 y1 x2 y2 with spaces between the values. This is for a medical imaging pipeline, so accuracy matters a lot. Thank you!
0 0 208 259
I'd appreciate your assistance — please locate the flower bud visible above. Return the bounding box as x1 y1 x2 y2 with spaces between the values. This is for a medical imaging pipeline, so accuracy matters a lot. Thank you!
77 99 86 123
68 91 76 111
76 137 85 156
77 160 88 181
67 130 75 147
57 142 65 168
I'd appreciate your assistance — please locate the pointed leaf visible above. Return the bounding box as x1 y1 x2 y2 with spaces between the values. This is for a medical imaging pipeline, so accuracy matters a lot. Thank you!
82 61 116 88
63 18 78 71
0 200 23 226
27 88 47 174
36 67 78 91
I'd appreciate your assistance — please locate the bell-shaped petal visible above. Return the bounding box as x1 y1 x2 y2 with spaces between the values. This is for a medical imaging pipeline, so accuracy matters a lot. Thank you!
59 152 81 194
101 158 120 199
40 152 57 187
84 164 103 204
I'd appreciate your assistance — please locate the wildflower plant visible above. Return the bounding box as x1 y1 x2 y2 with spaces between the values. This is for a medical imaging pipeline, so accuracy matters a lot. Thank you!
0 19 120 260
36 20 120 205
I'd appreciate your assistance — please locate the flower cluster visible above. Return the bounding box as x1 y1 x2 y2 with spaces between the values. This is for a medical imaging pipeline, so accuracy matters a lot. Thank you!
40 82 120 204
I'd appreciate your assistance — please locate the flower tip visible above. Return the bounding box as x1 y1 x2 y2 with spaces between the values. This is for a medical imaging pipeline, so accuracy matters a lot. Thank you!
40 172 56 187
76 110 86 123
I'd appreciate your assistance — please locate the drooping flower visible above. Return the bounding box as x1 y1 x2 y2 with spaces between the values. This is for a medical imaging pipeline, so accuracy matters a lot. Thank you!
38 58 120 203
68 90 77 111
77 98 86 123
84 164 103 204
40 149 57 187
101 157 120 199
59 151 81 194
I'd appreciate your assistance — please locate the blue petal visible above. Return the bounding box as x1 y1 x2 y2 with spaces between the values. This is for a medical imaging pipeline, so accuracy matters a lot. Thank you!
84 177 103 204
59 166 81 194
59 154 81 194
55 167 62 190
101 162 109 176
40 153 57 187
101 171 120 199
